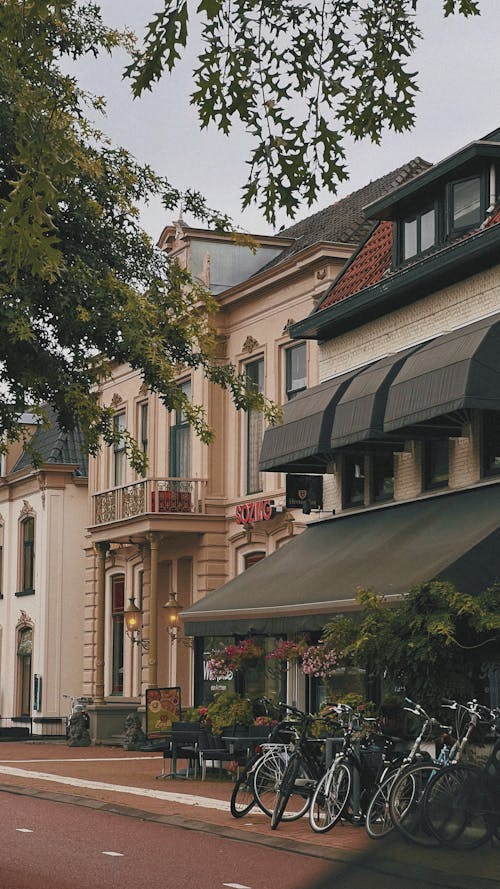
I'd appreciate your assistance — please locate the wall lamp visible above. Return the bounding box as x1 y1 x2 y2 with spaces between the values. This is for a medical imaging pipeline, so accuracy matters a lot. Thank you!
162 592 193 647
124 597 150 651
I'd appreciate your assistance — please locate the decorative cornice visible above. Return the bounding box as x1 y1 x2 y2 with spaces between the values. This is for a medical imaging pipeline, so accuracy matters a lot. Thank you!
16 610 33 630
242 335 259 354
19 499 34 520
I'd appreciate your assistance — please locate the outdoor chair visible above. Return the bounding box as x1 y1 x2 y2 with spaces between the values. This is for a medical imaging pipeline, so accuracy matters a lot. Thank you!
197 728 235 781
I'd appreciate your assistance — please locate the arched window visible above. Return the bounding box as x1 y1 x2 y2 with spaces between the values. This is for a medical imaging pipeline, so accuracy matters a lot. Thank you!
17 626 32 716
111 575 125 695
244 551 265 570
21 517 35 594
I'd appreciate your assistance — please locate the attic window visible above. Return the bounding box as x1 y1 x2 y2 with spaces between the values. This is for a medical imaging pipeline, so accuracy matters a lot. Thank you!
402 206 436 261
450 176 481 231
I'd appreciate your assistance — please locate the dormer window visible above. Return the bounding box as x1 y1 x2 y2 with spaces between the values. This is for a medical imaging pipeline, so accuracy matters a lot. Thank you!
400 204 436 263
403 206 436 260
450 176 482 231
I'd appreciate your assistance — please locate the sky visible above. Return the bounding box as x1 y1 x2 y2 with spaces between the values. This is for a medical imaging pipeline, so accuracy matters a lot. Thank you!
74 1 500 241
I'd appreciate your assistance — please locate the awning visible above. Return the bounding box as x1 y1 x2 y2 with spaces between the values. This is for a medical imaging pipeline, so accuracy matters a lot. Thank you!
384 312 500 434
329 345 422 449
259 368 361 473
183 482 500 636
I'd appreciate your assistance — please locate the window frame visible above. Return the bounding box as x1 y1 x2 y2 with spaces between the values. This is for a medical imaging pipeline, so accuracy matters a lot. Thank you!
398 202 437 264
112 411 126 488
448 174 484 235
285 342 307 401
111 574 125 696
245 357 264 495
169 378 191 478
19 515 35 595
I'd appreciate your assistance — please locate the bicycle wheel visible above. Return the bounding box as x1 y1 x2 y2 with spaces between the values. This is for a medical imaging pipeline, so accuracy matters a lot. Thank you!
270 754 315 830
230 770 256 818
365 771 397 839
309 762 351 833
424 763 491 849
253 749 288 817
388 763 440 846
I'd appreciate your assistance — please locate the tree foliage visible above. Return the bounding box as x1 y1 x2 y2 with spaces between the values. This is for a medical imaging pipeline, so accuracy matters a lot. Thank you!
128 0 481 224
322 581 500 709
0 0 279 469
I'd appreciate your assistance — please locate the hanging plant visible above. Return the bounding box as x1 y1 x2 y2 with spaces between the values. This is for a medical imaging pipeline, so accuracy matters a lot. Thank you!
266 638 309 665
301 642 338 679
207 638 265 679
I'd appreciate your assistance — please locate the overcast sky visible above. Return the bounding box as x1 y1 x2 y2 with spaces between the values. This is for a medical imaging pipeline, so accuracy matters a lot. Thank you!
75 1 500 240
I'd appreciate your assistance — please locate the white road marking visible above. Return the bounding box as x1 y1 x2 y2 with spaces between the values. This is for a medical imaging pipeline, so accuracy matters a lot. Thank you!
0 757 161 764
223 883 252 889
0 765 230 811
16 828 33 833
101 851 124 857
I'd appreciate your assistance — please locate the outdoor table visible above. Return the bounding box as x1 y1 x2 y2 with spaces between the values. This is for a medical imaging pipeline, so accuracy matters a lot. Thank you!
221 734 269 758
145 728 201 780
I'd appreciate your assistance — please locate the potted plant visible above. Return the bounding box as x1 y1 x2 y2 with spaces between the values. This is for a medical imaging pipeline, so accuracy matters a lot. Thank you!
205 690 254 736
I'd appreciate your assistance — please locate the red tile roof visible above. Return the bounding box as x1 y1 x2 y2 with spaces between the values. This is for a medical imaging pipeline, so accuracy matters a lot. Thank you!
318 207 500 313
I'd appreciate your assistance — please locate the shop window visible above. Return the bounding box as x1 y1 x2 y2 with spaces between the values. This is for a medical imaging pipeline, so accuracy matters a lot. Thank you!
20 516 35 594
244 552 265 570
423 438 449 490
342 455 365 508
285 343 307 401
245 358 264 495
113 412 126 487
169 379 191 477
372 453 394 502
450 176 482 232
17 627 32 716
482 411 500 477
111 575 125 695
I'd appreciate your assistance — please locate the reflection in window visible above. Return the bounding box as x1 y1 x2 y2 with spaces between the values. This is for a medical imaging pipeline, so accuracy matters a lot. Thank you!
424 439 449 490
451 177 481 230
372 453 394 502
113 412 126 487
246 359 264 494
111 575 125 695
22 517 35 593
170 379 191 477
343 455 365 508
285 343 307 400
482 411 500 476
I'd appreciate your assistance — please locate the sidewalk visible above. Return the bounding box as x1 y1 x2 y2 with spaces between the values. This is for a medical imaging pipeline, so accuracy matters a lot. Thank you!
0 740 497 888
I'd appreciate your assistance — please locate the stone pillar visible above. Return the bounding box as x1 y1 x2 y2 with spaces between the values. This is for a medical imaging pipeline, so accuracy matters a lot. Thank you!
147 533 160 688
94 541 109 702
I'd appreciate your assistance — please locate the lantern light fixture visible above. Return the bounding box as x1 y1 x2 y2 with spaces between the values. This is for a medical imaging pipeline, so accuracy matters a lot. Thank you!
124 597 150 650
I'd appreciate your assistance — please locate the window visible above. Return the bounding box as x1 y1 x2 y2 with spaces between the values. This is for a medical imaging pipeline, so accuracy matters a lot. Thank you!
139 402 148 459
424 439 449 490
17 627 32 716
113 412 126 487
111 575 125 695
21 517 35 594
244 552 265 570
482 411 500 477
372 453 394 502
285 343 307 400
450 176 482 231
169 379 191 477
402 206 436 260
245 358 264 494
342 455 365 508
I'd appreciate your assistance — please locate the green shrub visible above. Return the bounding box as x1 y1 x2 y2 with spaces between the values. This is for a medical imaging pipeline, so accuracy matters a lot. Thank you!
206 691 253 735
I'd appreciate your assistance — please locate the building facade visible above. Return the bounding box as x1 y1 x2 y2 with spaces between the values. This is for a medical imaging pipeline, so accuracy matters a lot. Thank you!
83 162 430 738
185 128 500 710
0 411 88 736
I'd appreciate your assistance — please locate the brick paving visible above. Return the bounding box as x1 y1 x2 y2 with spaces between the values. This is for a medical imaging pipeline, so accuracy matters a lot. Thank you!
0 740 497 887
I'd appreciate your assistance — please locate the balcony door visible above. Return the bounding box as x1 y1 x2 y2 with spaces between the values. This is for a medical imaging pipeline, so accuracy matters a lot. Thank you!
169 380 191 478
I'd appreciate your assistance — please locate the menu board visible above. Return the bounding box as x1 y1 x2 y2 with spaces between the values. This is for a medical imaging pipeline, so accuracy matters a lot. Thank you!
145 686 181 738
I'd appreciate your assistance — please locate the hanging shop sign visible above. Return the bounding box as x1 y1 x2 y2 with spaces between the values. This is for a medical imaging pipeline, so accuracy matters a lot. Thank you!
286 474 323 511
235 498 276 525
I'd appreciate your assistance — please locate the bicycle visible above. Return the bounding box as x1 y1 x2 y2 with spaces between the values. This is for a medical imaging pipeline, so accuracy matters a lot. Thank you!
424 706 500 849
365 697 450 840
230 719 297 819
388 698 485 846
270 706 333 830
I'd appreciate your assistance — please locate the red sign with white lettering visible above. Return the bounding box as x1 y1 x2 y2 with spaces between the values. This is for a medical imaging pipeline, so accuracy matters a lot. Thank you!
235 499 273 525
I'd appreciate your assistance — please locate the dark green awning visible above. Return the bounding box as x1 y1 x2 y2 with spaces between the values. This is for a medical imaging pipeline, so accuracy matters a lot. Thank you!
384 312 500 434
259 368 360 474
183 483 500 636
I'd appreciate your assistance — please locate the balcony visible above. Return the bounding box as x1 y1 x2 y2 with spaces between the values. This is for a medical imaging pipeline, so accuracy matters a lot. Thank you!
91 477 208 526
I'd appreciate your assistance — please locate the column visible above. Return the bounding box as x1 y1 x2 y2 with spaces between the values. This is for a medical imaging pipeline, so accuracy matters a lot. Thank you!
94 541 109 703
147 533 160 688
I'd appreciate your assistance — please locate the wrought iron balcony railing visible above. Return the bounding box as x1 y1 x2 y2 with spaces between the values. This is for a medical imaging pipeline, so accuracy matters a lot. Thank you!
92 477 208 525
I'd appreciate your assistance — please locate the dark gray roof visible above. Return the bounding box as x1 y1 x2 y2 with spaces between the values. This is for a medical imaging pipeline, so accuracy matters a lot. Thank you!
12 407 88 477
260 157 432 273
